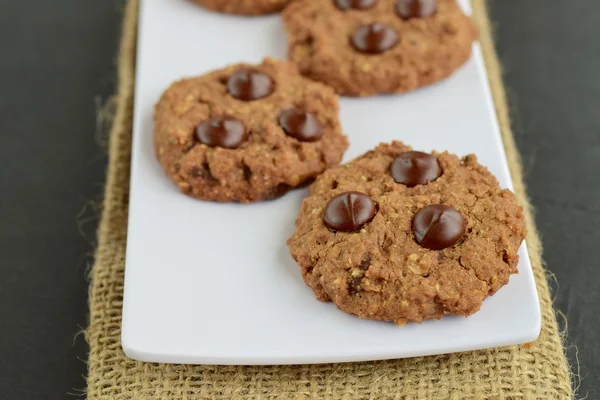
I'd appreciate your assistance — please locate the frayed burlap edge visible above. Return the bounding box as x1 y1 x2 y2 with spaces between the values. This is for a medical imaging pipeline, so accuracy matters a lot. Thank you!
85 1 573 398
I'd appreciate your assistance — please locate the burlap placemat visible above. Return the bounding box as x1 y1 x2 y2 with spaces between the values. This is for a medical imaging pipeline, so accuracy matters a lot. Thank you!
85 1 573 398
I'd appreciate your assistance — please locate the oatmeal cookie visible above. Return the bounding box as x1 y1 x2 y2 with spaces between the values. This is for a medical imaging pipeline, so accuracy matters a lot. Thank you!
283 0 477 96
288 141 526 323
191 0 293 15
154 58 348 202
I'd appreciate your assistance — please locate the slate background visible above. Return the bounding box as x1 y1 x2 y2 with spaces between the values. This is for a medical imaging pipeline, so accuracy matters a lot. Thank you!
0 1 597 398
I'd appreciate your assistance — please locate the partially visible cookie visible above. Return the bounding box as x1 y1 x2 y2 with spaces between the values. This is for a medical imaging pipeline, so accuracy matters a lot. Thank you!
287 141 526 323
283 0 477 96
154 58 348 202
191 0 293 15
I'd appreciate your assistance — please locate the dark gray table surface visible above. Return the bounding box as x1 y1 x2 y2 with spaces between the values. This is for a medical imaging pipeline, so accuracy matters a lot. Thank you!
0 1 597 398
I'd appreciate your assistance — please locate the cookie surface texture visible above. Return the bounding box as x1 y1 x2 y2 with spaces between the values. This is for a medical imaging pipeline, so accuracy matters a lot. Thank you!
154 58 348 202
191 0 293 15
283 0 477 96
287 141 526 323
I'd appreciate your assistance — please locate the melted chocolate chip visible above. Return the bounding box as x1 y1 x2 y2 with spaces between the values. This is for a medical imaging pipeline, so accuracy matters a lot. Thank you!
396 0 437 19
268 183 290 199
196 116 246 149
227 69 274 101
279 109 323 142
334 0 376 10
324 191 377 232
357 254 372 270
412 204 466 250
348 276 363 294
390 151 442 187
351 23 398 54
348 255 371 294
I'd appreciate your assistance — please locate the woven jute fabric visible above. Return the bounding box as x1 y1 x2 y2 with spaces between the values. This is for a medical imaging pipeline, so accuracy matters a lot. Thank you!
85 1 573 398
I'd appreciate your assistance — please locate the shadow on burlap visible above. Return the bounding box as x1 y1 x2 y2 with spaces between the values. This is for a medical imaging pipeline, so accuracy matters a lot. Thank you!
85 1 573 398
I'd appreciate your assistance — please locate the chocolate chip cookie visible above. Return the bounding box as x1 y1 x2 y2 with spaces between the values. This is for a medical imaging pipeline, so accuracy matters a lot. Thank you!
287 141 526 323
190 0 293 15
283 0 477 96
154 58 349 202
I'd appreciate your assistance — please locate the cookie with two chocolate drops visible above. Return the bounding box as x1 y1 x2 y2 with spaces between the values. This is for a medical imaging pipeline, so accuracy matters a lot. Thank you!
190 0 293 15
283 0 477 96
287 141 526 324
154 58 349 202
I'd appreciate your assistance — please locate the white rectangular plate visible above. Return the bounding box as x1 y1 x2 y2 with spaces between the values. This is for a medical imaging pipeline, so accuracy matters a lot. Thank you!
122 0 541 365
